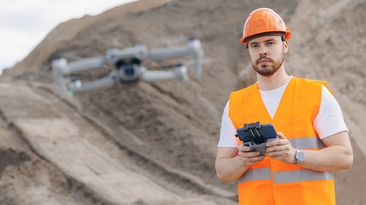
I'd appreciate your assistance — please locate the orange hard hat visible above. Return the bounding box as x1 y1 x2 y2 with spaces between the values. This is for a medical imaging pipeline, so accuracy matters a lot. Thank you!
240 8 291 46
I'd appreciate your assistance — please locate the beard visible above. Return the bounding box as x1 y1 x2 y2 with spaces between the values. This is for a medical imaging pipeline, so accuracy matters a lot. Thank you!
252 52 285 76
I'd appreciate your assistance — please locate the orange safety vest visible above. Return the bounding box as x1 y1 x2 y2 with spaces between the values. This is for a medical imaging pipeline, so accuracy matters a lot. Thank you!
228 77 335 205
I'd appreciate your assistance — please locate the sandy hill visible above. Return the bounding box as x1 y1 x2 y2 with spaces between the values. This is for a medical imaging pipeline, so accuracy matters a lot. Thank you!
1 0 365 204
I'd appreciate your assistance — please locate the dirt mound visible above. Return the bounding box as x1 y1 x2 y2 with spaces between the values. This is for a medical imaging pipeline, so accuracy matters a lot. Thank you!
1 0 366 204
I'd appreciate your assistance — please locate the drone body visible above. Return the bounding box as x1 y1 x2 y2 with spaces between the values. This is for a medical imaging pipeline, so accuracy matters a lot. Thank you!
52 39 204 97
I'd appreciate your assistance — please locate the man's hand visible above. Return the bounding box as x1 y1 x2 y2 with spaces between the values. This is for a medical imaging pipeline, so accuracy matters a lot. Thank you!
265 132 296 164
237 144 265 167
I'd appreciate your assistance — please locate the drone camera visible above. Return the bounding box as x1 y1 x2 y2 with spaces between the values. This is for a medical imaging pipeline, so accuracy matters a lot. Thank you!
125 67 135 76
116 58 141 82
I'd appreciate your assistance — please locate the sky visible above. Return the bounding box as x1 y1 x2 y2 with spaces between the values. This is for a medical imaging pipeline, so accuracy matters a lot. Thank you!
0 0 137 73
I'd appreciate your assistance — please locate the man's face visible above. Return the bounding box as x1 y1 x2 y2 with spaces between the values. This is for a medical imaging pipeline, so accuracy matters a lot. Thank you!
247 35 288 76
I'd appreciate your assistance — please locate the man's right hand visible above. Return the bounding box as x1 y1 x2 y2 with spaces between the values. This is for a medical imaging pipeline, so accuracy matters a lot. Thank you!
216 146 264 182
237 145 264 167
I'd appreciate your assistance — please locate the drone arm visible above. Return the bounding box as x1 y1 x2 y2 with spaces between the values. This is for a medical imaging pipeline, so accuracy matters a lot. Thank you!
147 38 203 78
189 38 204 78
52 58 69 96
69 72 118 94
140 65 188 82
62 56 107 74
193 49 203 78
147 48 192 60
147 38 203 59
54 73 68 97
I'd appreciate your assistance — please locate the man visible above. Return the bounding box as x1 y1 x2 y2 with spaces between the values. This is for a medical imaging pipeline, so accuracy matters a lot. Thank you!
215 8 353 205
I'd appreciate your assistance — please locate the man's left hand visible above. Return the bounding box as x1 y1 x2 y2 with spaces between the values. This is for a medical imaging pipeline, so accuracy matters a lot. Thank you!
265 132 297 164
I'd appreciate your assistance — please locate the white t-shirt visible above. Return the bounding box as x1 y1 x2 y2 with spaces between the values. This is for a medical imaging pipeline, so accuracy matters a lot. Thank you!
218 80 348 147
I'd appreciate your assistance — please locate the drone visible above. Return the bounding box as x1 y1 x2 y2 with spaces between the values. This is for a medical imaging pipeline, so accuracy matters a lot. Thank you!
52 38 204 97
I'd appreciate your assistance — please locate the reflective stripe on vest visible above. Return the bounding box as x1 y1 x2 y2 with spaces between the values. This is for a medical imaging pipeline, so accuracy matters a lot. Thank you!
229 77 336 205
290 136 325 149
274 170 334 183
238 168 334 184
238 137 333 184
238 136 332 184
238 168 271 183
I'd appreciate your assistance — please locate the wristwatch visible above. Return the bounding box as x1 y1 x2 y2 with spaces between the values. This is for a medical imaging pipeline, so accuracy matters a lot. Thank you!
294 149 305 165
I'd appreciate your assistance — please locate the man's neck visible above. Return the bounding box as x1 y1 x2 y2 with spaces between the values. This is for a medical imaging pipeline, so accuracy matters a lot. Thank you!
256 68 290 91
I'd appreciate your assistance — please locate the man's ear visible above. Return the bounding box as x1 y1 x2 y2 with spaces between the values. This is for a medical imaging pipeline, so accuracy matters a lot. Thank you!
283 40 289 54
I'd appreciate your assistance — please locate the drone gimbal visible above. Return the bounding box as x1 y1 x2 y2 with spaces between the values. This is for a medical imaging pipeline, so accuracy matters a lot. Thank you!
52 38 204 97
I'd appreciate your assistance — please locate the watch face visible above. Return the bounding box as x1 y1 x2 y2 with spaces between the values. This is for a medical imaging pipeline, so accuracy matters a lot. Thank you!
296 150 305 162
